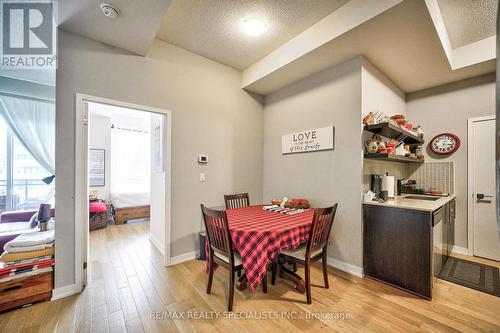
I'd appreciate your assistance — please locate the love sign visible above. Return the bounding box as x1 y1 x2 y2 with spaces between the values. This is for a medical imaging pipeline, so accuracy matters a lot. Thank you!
282 126 335 154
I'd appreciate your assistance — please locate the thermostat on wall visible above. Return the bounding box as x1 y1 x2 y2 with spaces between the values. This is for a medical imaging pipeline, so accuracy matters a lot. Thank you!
198 154 208 164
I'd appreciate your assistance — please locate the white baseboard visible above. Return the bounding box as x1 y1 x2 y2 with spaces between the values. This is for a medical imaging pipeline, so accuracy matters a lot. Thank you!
149 235 165 256
169 251 197 266
51 283 78 301
327 257 363 278
451 245 469 256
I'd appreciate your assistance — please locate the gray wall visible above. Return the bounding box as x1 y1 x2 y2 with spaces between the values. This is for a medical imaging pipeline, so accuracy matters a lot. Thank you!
407 74 495 249
263 57 363 267
361 60 407 192
56 30 264 288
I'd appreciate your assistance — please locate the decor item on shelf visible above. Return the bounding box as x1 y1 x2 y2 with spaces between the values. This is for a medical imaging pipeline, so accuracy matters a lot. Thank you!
390 114 406 125
416 146 424 159
363 111 385 125
416 125 424 138
429 133 460 155
363 112 375 125
365 139 379 153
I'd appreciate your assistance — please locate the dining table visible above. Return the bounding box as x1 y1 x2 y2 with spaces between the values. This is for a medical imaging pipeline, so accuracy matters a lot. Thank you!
210 205 315 292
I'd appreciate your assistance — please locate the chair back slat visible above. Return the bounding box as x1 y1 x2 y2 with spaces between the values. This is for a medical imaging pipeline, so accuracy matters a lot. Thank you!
201 204 234 259
224 193 250 210
307 204 338 254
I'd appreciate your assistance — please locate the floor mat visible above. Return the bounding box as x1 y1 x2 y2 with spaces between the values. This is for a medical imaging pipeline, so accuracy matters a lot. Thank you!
438 256 500 297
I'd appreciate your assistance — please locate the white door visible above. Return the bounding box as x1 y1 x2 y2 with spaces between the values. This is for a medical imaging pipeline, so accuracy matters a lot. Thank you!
472 118 500 261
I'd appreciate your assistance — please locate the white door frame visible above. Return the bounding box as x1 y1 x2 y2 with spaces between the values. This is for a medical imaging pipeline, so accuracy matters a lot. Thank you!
467 115 495 257
75 93 172 292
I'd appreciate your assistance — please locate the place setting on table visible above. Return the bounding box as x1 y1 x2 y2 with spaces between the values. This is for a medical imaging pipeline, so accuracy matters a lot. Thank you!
201 193 338 311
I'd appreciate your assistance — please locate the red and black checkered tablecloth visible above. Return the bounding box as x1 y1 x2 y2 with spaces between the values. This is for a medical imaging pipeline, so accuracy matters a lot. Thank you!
214 205 314 290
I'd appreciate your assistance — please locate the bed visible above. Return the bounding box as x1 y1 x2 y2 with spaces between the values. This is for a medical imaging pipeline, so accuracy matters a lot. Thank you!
110 190 150 225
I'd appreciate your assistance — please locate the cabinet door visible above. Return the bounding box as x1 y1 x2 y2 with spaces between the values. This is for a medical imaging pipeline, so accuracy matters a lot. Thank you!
442 214 449 262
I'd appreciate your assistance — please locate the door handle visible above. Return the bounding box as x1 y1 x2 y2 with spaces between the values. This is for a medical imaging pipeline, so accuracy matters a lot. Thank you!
477 193 493 200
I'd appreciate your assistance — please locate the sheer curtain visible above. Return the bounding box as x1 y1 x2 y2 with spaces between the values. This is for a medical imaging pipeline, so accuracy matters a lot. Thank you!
0 95 55 174
110 128 150 193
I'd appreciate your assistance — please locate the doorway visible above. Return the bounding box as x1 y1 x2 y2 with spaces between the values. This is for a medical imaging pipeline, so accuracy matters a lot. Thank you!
74 94 172 291
468 115 500 262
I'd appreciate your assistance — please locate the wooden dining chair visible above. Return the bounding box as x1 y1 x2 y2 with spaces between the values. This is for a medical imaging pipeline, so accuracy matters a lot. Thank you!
278 204 338 304
224 193 250 209
201 204 244 311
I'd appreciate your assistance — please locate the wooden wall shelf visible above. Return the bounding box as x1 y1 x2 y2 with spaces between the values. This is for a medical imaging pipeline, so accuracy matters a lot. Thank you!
364 153 424 163
364 123 424 144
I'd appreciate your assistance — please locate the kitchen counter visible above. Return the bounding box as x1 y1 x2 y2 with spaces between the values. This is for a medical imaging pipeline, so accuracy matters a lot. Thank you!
363 196 456 299
363 194 456 212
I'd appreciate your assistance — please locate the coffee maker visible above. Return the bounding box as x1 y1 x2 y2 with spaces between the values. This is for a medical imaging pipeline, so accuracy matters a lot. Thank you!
370 174 382 198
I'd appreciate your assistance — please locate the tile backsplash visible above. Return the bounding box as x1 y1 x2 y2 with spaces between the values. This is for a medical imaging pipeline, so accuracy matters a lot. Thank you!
363 160 455 194
406 161 454 194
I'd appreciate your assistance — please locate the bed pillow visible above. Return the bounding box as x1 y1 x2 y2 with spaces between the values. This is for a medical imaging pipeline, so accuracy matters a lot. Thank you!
89 201 107 213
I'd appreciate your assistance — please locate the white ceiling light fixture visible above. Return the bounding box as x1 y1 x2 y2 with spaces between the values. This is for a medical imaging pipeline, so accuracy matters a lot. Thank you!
243 18 267 37
100 3 119 18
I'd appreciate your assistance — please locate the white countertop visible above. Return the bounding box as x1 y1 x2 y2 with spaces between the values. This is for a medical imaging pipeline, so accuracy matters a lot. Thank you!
363 194 456 212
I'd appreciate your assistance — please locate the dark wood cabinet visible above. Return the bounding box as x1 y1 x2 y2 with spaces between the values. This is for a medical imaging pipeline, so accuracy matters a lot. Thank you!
363 199 455 300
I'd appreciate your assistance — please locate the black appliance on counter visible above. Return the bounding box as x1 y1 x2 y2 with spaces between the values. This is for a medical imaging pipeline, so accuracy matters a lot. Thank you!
370 174 382 198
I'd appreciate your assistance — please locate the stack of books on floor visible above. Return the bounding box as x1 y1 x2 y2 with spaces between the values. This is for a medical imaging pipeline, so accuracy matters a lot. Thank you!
0 228 55 283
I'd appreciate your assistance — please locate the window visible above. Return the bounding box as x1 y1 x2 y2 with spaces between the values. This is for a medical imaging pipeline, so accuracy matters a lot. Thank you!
0 115 54 213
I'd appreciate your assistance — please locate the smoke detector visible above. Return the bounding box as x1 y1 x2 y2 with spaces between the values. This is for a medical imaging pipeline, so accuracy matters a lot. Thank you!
100 3 119 18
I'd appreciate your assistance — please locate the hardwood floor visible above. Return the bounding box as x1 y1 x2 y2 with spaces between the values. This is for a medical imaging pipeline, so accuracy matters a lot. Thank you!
1 222 499 332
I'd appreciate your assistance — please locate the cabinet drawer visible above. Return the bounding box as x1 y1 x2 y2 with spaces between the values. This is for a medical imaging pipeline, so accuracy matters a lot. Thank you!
0 272 52 312
433 207 444 226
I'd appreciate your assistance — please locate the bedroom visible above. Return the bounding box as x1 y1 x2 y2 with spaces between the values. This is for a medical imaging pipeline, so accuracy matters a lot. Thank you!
87 101 167 254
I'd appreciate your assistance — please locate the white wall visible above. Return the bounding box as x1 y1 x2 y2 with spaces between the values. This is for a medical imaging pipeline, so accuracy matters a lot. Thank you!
88 113 111 201
406 74 495 249
150 114 165 255
56 30 264 288
263 57 363 268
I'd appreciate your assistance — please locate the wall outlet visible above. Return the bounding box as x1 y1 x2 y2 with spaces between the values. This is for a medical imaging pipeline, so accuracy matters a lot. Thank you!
199 173 206 182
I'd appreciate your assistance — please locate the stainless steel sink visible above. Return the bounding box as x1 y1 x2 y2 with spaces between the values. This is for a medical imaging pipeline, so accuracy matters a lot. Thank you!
403 195 440 201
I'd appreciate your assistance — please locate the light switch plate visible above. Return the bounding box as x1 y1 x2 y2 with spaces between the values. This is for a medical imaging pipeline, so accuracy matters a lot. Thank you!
200 173 206 182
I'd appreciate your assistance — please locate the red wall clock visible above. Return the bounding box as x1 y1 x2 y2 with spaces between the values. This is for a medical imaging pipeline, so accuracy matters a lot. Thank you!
429 133 460 155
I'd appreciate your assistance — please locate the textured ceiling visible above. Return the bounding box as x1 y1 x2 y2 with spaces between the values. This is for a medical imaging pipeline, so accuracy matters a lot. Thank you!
438 0 497 48
59 0 172 55
244 0 496 94
156 0 350 70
